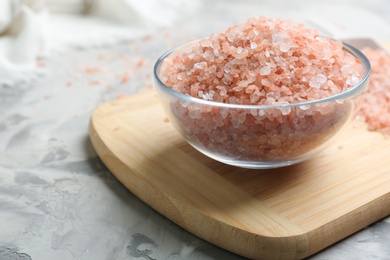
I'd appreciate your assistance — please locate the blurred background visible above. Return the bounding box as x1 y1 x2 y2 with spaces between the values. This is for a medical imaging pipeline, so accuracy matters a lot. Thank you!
2 0 390 66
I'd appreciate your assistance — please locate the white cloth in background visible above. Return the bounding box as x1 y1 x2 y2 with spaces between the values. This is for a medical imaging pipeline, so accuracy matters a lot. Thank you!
0 0 21 33
0 6 43 65
0 0 44 87
0 0 200 86
43 0 201 52
91 0 199 28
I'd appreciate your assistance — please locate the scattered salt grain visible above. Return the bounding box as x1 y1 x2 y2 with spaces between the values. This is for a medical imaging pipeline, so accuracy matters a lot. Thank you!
84 66 101 74
359 48 390 135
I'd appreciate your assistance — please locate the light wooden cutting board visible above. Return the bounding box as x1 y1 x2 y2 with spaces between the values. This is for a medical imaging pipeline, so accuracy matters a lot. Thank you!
89 90 390 260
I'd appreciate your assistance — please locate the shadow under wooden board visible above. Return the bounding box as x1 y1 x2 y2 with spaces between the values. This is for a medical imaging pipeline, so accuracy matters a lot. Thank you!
89 90 390 260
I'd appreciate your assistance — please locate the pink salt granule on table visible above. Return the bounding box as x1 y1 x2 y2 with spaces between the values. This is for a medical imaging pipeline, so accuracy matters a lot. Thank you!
360 48 390 135
159 17 365 161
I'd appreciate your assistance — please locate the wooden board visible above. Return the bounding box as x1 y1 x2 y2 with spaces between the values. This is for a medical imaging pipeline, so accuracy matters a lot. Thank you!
89 90 390 260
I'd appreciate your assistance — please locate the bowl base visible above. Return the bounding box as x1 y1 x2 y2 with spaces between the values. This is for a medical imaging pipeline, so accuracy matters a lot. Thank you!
191 144 316 169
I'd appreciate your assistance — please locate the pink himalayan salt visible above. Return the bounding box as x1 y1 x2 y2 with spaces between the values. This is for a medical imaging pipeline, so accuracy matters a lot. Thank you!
161 17 364 106
159 17 365 162
360 48 390 135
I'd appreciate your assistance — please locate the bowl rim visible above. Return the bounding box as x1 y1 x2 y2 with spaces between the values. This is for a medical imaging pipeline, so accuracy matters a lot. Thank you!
153 39 371 109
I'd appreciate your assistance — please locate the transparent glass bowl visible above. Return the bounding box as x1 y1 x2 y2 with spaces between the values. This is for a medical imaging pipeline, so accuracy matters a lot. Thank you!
153 41 370 169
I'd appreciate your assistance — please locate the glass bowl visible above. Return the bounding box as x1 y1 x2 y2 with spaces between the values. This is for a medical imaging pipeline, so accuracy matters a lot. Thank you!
153 41 371 169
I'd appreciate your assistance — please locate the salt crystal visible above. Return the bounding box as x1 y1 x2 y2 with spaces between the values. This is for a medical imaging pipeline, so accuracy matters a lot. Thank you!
261 79 271 87
230 68 240 74
220 88 227 96
315 74 327 83
185 69 193 75
194 62 207 70
272 33 284 45
258 109 266 116
201 39 211 47
250 90 261 103
203 90 215 100
266 61 277 68
245 85 257 94
262 39 270 45
309 78 321 89
227 32 235 42
299 104 311 110
189 110 201 119
216 56 224 63
221 108 229 119
232 86 243 92
209 65 217 73
238 80 248 87
296 108 306 118
229 46 237 54
266 92 280 100
260 66 271 75
180 99 191 107
351 75 359 85
212 41 221 51
250 42 258 49
341 65 351 77
247 75 256 83
233 49 249 59
250 109 257 116
224 72 232 81
280 42 291 52
228 96 238 103
187 53 196 60
302 66 311 74
280 105 291 115
238 113 246 123
223 65 230 73
222 42 230 53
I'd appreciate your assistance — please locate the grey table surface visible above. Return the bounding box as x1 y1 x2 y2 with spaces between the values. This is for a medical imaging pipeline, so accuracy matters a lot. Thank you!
1 1 390 259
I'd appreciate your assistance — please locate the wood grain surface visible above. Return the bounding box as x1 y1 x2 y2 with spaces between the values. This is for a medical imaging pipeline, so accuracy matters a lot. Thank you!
89 90 390 260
